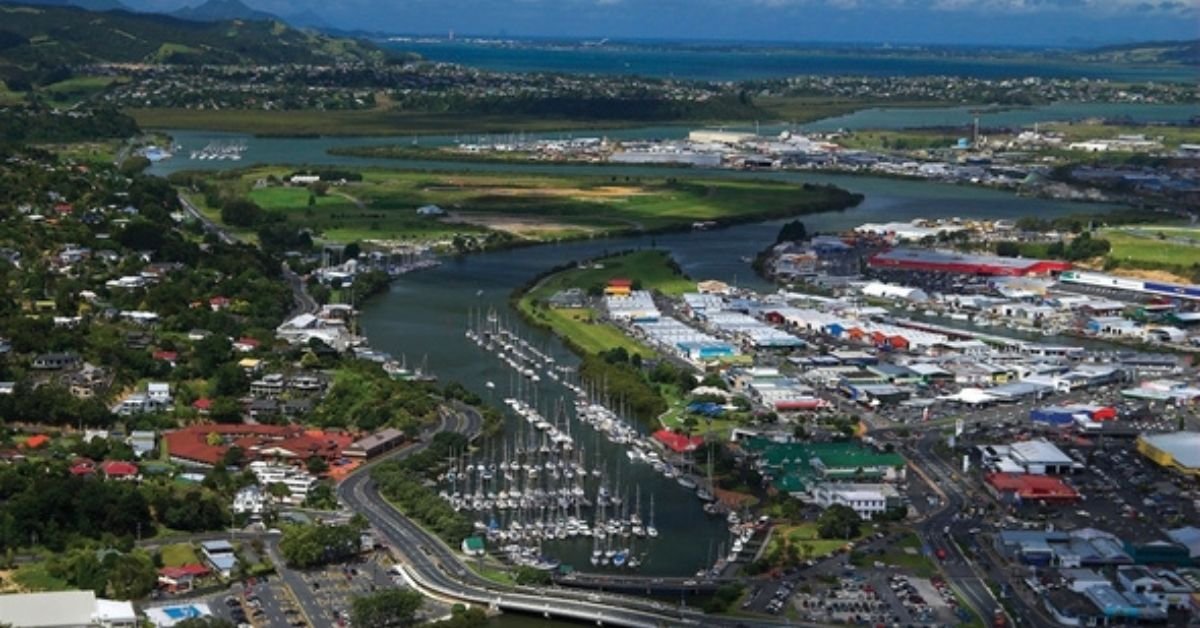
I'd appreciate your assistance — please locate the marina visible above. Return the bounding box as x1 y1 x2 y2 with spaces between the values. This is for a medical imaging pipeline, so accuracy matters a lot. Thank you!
457 309 753 572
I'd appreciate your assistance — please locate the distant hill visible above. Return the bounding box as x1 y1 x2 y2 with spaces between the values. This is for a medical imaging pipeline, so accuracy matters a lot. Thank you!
1077 39 1200 66
0 2 385 78
0 0 129 11
171 0 276 23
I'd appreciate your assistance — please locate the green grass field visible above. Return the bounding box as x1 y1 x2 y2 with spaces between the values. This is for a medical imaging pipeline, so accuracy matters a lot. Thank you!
201 167 857 246
12 563 70 592
526 250 696 298
852 533 936 577
160 542 200 567
1103 229 1200 268
765 522 862 561
1047 122 1200 149
523 307 655 357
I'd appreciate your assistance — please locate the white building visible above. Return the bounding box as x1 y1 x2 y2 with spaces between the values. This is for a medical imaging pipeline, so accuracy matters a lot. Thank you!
0 590 136 628
233 484 267 516
249 461 316 505
811 483 901 519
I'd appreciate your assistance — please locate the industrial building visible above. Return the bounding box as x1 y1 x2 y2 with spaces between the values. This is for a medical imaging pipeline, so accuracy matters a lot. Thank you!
978 439 1078 474
868 248 1072 277
1137 432 1200 477
1059 270 1200 301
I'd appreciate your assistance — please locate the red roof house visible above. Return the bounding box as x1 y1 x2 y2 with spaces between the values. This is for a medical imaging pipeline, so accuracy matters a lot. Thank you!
69 458 96 476
233 337 261 352
158 564 210 593
192 398 213 414
99 460 139 480
652 429 704 453
24 434 49 449
209 296 231 311
153 350 179 364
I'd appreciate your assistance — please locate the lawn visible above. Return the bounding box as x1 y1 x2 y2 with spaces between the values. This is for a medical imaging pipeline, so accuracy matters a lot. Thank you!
765 522 861 562
160 542 200 567
12 563 70 592
1046 122 1200 150
525 250 696 300
521 307 654 357
195 167 860 246
1102 229 1200 268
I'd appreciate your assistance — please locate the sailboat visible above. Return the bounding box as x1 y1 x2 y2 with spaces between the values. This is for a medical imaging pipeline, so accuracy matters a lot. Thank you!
646 494 659 538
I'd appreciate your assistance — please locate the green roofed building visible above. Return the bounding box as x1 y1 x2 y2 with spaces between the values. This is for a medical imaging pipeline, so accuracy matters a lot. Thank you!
461 536 485 557
755 441 907 498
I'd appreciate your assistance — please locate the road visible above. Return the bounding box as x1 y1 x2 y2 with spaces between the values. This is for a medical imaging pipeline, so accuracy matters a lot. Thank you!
903 430 1057 628
178 192 238 245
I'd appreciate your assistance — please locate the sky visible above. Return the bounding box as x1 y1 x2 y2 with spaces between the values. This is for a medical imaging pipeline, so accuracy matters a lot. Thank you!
132 0 1200 46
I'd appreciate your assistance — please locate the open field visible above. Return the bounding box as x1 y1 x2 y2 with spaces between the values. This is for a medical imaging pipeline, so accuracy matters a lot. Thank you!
199 167 860 246
1102 229 1200 268
524 306 655 358
525 250 696 298
836 129 963 151
1046 122 1200 149
160 542 200 567
764 522 861 562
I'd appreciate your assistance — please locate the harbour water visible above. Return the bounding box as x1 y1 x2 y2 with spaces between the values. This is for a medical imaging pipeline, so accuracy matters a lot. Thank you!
385 41 1196 83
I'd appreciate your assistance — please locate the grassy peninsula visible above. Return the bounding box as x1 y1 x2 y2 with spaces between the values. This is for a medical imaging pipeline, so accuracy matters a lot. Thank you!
178 167 863 248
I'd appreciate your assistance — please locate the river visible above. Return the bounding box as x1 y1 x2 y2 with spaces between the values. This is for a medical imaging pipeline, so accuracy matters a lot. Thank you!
154 133 1122 576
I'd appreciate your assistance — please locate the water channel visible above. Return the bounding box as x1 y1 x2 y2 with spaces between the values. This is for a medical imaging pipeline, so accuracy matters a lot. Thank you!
157 132 1128 576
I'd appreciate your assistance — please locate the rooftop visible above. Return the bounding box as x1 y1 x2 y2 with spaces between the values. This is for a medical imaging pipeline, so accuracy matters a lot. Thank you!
1141 432 1200 469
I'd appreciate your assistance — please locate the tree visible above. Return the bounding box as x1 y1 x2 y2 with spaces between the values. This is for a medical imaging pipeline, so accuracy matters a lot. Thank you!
995 241 1020 257
220 198 264 228
776 220 808 243
306 456 328 475
817 504 862 540
351 589 423 627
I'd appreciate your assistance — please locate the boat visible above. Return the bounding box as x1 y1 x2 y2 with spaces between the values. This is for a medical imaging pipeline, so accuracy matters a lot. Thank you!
677 476 697 489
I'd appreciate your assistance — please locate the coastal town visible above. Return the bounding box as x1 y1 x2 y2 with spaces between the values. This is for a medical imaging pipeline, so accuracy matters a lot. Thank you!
0 2 1198 628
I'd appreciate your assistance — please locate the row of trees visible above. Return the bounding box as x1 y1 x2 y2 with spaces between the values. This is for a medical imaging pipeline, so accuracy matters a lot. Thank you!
372 463 472 545
312 363 440 433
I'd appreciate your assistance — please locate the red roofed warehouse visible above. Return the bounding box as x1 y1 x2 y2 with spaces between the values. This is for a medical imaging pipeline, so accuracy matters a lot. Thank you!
985 472 1080 503
869 248 1072 277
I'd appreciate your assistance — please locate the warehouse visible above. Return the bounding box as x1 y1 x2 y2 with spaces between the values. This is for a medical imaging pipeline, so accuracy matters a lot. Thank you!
1137 432 1200 478
868 248 1072 277
979 439 1077 474
344 428 407 459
